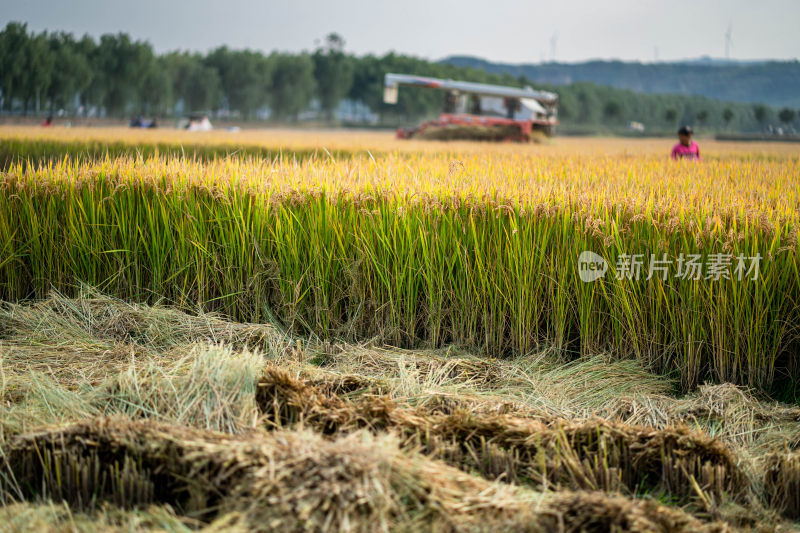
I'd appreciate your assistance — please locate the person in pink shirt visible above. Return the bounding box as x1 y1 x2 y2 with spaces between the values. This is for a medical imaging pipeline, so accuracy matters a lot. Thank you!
671 125 701 160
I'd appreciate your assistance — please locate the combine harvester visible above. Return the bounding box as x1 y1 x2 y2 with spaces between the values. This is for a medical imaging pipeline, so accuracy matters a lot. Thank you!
383 73 559 141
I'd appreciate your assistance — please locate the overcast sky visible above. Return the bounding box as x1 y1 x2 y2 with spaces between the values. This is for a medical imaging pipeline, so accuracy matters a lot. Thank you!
2 0 798 63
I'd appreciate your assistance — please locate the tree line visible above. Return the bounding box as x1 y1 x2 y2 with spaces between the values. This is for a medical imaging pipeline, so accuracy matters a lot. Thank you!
1 22 796 133
445 56 800 109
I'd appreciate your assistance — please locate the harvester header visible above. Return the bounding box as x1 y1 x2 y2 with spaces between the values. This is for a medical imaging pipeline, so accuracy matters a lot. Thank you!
383 73 558 105
383 73 559 141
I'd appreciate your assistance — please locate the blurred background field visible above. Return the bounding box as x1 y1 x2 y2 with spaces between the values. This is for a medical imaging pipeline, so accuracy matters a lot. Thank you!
2 125 800 157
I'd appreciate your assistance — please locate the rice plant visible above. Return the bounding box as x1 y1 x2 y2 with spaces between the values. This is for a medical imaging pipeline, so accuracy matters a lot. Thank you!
0 133 798 394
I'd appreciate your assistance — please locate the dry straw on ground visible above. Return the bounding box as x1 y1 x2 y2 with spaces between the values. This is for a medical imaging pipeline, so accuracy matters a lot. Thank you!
1 417 737 533
3 294 800 529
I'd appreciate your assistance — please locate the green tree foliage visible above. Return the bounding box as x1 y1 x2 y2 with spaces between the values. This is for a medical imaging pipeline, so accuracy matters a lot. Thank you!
269 53 315 121
0 22 31 112
45 32 92 113
163 52 222 113
206 47 271 118
574 83 600 123
139 56 173 115
348 54 384 112
602 100 623 122
556 90 576 120
753 104 768 124
75 35 102 110
312 33 354 120
23 32 55 113
91 33 156 116
778 107 795 125
722 108 734 128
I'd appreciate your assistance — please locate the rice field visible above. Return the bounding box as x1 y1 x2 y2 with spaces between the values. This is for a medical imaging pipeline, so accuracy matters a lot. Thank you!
0 127 799 531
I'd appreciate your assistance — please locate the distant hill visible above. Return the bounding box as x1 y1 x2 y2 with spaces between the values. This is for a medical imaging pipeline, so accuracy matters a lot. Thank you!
440 56 800 108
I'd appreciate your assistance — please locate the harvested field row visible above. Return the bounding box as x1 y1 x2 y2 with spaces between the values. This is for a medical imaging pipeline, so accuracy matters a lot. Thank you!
3 293 799 448
303 344 800 453
3 294 800 527
0 287 290 356
0 417 734 533
1 339 751 509
764 451 800 520
256 367 745 503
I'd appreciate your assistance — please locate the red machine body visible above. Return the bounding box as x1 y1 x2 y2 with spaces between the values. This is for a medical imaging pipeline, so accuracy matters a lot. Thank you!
384 73 559 141
395 113 557 141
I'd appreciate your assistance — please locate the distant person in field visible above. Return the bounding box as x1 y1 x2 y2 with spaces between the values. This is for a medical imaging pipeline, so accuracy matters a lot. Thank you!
41 115 53 127
671 125 701 160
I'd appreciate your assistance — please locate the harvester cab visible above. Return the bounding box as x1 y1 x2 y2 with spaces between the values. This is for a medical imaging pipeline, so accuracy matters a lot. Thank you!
383 73 558 141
